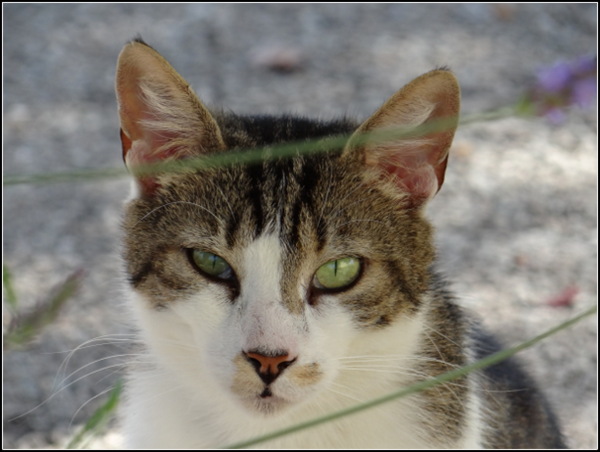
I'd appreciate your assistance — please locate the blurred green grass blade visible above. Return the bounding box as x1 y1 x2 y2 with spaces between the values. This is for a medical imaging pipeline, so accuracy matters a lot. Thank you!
225 305 596 449
3 107 515 188
66 380 123 449
4 270 84 349
3 265 18 310
3 167 127 186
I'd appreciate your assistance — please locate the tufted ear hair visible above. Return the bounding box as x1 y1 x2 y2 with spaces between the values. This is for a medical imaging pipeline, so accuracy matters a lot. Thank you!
115 39 225 197
343 69 460 208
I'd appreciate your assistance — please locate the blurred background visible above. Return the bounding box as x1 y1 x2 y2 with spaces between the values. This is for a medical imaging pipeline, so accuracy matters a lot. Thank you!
3 4 597 448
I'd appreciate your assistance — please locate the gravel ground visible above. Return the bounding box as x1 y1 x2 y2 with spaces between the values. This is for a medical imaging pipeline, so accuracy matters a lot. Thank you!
3 4 597 449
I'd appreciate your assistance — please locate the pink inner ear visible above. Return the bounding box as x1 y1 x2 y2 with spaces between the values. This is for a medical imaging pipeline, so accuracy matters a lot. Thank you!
124 129 184 166
122 138 161 196
121 123 185 197
369 138 449 205
381 161 440 204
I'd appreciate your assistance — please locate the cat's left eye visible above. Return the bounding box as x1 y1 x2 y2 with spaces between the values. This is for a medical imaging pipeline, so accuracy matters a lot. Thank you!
188 249 233 281
313 257 361 291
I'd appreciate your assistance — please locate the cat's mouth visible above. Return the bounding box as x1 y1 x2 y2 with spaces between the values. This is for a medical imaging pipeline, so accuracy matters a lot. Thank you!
230 354 322 415
259 386 274 398
246 389 290 415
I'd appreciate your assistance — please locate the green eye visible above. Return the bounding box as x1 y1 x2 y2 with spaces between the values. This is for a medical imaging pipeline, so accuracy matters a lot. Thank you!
314 257 361 290
190 250 233 280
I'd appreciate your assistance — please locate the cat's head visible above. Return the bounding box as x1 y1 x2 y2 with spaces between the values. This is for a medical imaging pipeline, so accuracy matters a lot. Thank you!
116 39 459 416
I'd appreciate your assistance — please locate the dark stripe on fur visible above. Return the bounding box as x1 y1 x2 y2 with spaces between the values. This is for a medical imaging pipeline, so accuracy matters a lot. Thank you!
129 261 153 288
246 162 265 238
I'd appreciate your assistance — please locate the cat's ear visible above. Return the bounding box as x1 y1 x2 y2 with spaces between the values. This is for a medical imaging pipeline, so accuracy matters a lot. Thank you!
115 39 225 196
343 69 460 207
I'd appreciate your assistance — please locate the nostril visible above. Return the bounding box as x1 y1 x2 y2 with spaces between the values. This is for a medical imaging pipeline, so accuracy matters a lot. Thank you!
277 357 296 372
246 356 262 373
243 350 297 385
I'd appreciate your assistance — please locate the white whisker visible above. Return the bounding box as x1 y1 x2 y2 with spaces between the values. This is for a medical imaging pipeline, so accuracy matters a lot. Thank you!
135 201 223 227
56 353 141 390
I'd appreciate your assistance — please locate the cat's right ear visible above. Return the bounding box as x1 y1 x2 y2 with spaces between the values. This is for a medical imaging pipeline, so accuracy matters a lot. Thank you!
343 69 460 208
115 39 225 196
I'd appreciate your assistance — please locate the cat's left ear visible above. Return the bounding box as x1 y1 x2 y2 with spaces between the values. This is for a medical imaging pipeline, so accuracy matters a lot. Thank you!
343 69 460 207
116 39 226 196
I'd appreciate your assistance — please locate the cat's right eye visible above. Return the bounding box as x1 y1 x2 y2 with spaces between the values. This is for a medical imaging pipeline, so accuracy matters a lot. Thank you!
313 257 361 291
188 249 233 281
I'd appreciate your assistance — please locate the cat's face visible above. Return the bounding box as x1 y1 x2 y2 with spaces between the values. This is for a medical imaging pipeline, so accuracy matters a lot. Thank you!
123 151 434 415
116 40 459 417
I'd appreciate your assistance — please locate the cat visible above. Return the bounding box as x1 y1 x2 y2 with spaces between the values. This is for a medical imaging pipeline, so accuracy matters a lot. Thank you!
115 38 565 448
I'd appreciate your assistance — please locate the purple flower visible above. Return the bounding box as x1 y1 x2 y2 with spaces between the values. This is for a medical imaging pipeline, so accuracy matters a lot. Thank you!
527 55 597 123
571 77 597 109
537 61 573 93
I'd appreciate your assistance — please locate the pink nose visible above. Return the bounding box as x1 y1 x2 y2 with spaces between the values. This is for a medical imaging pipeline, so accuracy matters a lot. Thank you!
244 350 297 385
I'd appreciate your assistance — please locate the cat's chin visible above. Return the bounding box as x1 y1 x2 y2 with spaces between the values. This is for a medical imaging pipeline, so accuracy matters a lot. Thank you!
238 391 294 416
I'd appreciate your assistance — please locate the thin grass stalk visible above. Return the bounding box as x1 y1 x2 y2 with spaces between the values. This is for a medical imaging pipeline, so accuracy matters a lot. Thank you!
4 109 511 187
65 380 123 449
